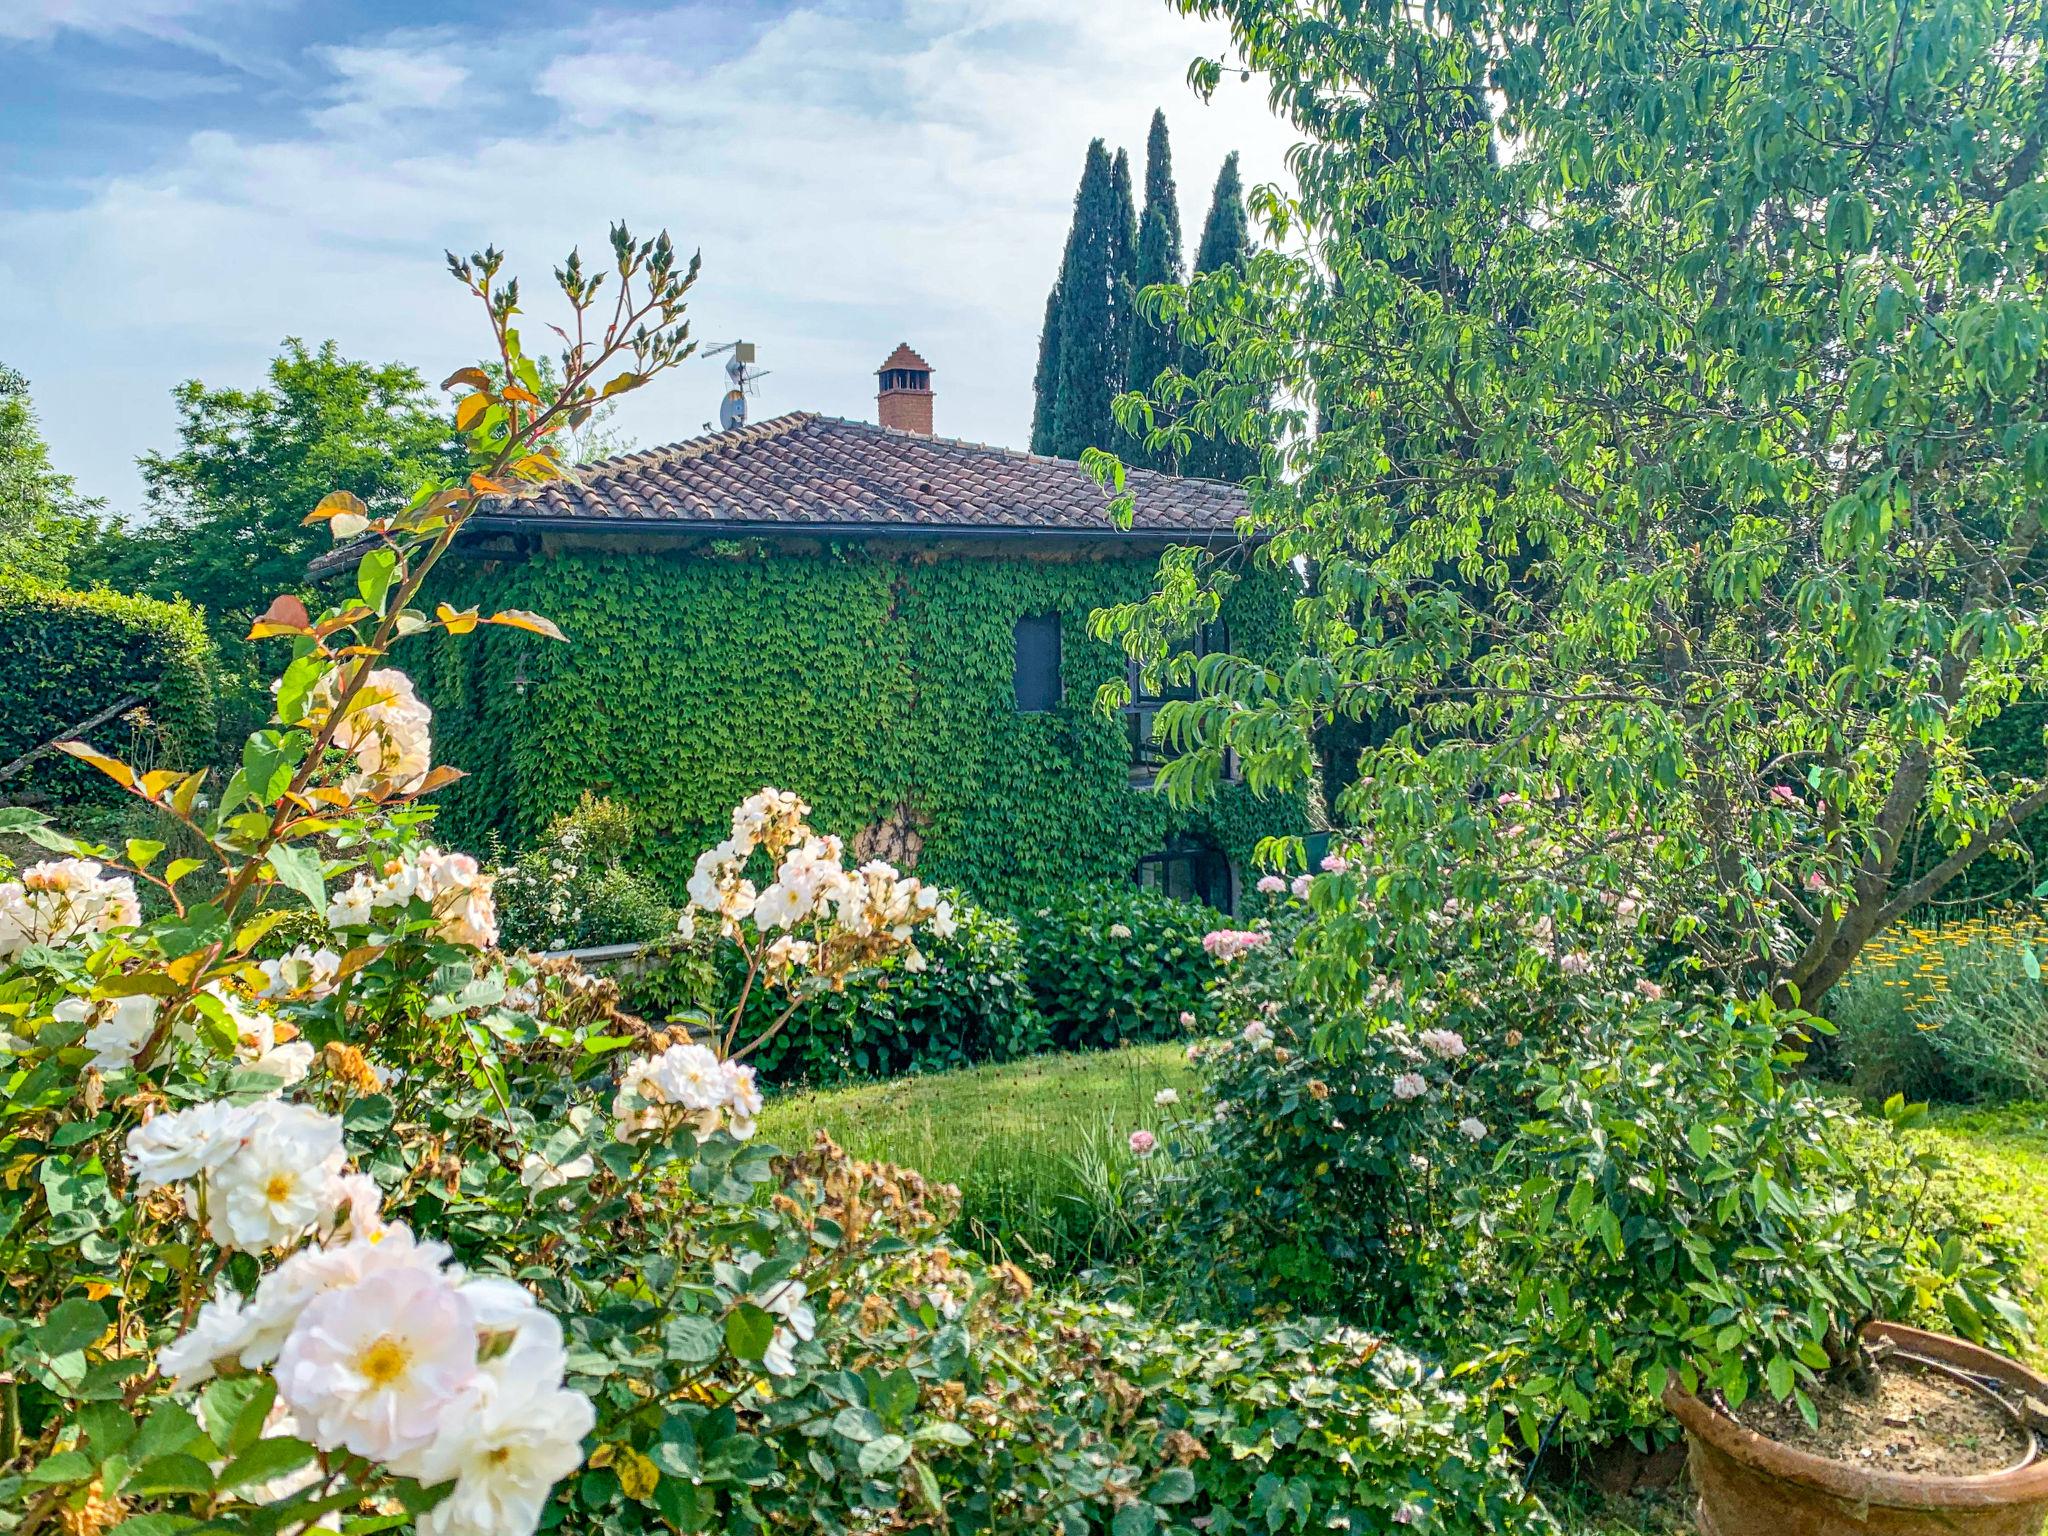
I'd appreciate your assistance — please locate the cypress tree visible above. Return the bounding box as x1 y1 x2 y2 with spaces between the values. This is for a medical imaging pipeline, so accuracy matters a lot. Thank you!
1127 109 1185 469
1183 153 1259 482
1104 148 1140 449
1028 281 1064 456
1039 139 1122 459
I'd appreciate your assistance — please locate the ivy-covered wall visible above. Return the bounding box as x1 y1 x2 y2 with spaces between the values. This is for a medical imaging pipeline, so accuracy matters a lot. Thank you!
420 537 1304 910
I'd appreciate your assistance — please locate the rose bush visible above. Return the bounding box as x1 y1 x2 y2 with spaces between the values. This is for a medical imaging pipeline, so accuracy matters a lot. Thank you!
1133 863 2032 1452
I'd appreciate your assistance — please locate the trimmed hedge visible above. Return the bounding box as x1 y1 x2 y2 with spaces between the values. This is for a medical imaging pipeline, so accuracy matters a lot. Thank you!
0 572 217 802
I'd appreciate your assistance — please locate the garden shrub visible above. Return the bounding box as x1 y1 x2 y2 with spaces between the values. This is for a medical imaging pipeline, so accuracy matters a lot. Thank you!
1826 907 2048 1104
1139 892 1629 1328
629 899 1047 1085
1470 997 2033 1449
492 792 675 952
0 570 216 803
1021 881 1218 1050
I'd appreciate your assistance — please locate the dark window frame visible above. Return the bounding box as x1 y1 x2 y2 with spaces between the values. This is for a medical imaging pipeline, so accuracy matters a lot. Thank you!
1012 611 1063 713
1133 833 1237 914
1123 621 1238 784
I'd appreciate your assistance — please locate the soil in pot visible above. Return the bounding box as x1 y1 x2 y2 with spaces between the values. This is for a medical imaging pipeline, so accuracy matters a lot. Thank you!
1731 1358 2034 1477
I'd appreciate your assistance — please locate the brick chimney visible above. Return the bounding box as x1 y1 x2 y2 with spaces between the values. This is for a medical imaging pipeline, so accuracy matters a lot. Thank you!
876 343 933 435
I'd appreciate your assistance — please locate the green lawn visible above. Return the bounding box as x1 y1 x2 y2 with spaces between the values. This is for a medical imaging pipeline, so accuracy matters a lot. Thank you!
1924 1102 2048 1358
762 1042 1193 1271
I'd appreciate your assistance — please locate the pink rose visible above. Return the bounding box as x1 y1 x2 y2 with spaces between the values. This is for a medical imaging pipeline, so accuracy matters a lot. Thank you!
1128 1130 1157 1157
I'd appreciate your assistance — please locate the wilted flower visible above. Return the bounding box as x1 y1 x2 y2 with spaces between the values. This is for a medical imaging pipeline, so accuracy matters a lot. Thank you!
1417 1028 1467 1060
1635 978 1665 1001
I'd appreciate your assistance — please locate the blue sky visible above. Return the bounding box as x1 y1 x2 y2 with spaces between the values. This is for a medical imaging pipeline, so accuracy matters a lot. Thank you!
0 0 1295 515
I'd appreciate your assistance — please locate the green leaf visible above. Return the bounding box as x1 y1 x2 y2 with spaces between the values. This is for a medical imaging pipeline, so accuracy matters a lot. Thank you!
219 1436 317 1491
33 1298 107 1358
724 1303 775 1363
856 1434 911 1477
1765 1354 1795 1400
124 1452 217 1498
1150 1467 1198 1505
266 839 327 911
26 1450 95 1486
663 1314 722 1366
357 548 400 614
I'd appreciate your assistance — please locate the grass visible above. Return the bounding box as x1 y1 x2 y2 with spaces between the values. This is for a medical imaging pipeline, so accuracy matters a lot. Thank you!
1924 1101 2048 1358
761 1041 1193 1272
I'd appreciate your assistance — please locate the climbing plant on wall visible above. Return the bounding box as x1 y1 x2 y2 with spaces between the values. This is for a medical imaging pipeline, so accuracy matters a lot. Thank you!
420 539 1302 909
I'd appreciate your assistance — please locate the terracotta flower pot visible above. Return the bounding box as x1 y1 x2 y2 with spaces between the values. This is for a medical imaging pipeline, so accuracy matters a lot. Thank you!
1663 1323 2048 1536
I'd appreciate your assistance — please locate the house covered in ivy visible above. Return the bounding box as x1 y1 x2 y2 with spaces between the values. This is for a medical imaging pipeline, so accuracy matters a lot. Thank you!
413 346 1304 912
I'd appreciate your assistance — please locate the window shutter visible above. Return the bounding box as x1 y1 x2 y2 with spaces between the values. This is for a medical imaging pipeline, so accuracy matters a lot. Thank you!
1013 613 1062 712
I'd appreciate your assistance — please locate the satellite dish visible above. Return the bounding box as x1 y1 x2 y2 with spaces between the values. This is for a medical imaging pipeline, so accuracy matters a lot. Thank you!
706 341 770 433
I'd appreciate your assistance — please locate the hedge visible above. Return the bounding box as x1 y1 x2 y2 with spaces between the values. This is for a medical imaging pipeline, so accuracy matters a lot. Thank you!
0 571 217 803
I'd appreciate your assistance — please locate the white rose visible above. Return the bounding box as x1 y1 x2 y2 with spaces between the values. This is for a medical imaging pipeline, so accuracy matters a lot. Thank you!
415 1380 595 1536
275 1262 479 1468
126 1099 255 1189
206 1101 347 1252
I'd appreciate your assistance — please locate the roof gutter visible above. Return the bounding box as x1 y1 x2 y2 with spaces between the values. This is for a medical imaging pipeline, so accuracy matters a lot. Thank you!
308 510 1255 577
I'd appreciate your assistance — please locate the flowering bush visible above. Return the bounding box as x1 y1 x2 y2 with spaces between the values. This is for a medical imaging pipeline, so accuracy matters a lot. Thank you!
1134 872 2031 1453
1471 998 2033 1448
1135 897 1611 1326
640 897 1046 1085
1019 882 1218 1050
491 793 675 953
0 224 704 1535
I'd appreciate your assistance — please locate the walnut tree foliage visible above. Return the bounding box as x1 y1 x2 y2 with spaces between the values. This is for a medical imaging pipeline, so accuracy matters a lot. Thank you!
1099 0 2048 1010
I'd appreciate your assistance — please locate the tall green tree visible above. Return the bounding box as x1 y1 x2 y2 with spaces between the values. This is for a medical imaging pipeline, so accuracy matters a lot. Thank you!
99 339 457 624
1035 140 1133 459
1028 283 1066 456
1127 110 1186 470
0 363 101 583
82 338 458 729
1105 0 2048 1017
1177 153 1260 483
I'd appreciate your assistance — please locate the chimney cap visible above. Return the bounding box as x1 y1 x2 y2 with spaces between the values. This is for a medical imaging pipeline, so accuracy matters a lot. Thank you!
877 343 932 378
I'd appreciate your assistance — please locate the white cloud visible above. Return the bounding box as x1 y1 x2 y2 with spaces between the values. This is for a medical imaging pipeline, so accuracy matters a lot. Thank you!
0 0 265 43
0 0 1298 512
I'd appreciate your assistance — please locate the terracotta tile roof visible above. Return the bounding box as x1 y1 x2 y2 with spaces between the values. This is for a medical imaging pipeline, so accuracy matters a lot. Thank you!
877 343 931 373
479 412 1247 536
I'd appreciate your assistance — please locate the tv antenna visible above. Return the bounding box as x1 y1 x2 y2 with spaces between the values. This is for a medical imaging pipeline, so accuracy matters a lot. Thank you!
704 341 770 432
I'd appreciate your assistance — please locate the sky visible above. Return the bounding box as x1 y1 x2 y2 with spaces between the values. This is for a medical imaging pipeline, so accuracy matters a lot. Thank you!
0 0 1299 518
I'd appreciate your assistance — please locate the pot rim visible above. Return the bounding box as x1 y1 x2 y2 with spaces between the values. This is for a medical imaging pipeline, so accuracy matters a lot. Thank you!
1663 1323 2048 1510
